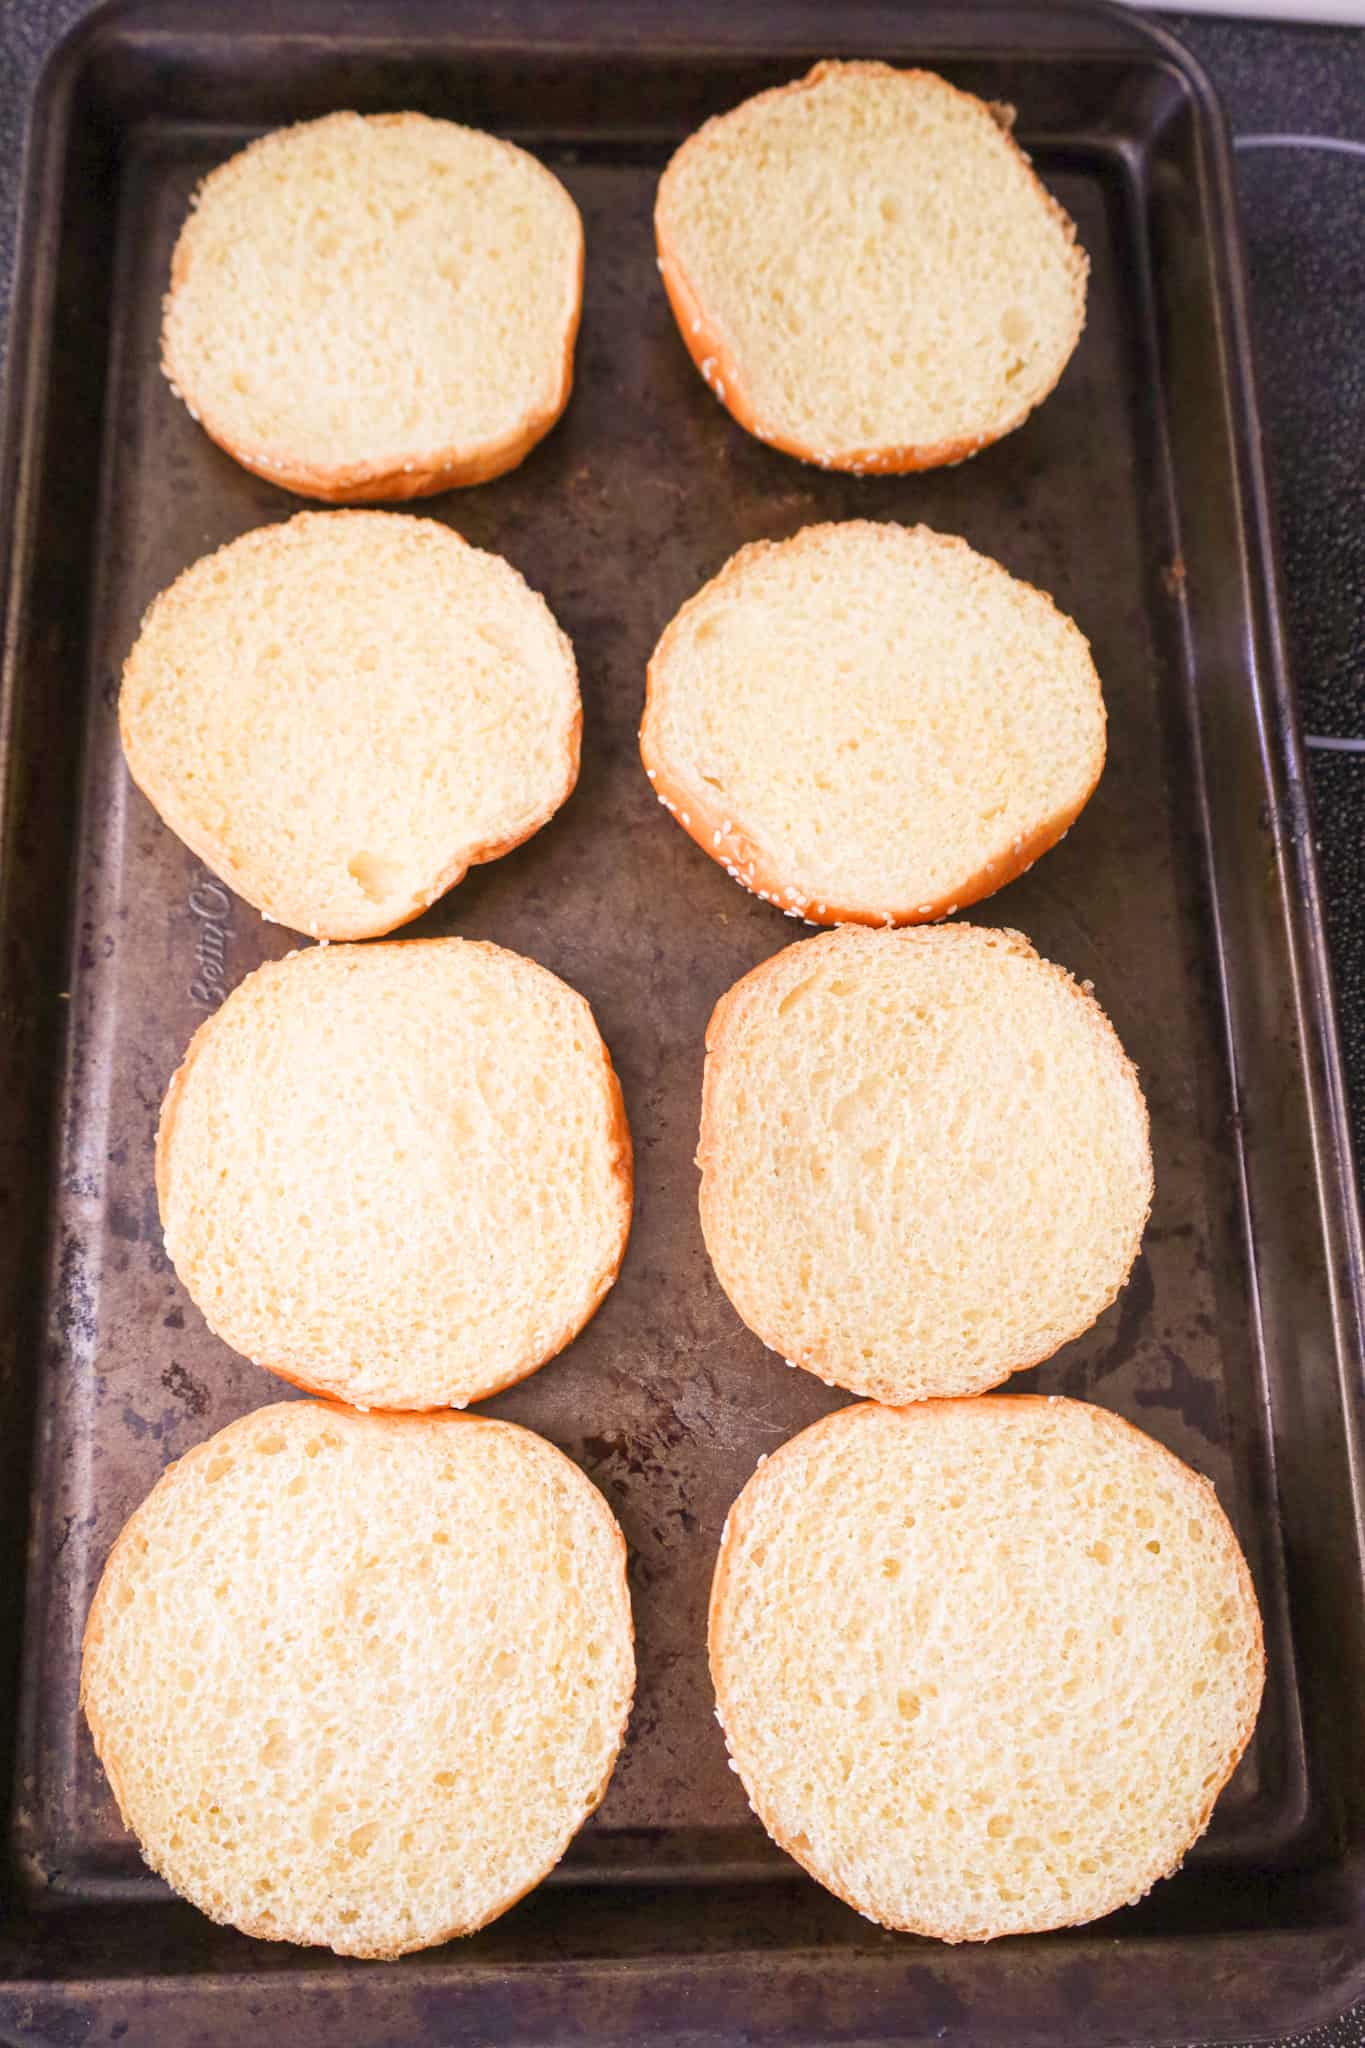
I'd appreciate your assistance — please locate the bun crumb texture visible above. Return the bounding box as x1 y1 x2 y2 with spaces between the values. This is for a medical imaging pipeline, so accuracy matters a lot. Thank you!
120 511 581 942
81 1402 635 1957
163 111 583 500
642 520 1105 925
156 939 633 1411
656 61 1088 471
710 1396 1264 1940
699 924 1153 1403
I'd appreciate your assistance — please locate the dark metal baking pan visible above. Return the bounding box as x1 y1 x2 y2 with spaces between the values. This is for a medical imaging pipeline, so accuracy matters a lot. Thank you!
1 1 1362 2041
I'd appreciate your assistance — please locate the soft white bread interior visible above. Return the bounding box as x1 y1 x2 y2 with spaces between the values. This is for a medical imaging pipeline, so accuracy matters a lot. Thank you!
656 62 1087 471
162 111 583 499
156 940 633 1410
710 1395 1264 1941
698 925 1152 1402
82 1402 635 1957
641 521 1105 925
120 511 580 941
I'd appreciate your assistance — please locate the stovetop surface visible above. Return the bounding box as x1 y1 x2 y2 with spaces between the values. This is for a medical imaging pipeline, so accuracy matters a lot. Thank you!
1169 19 1365 1231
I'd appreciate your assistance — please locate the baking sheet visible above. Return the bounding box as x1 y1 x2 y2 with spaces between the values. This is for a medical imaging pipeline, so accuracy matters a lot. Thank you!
0 4 1361 2043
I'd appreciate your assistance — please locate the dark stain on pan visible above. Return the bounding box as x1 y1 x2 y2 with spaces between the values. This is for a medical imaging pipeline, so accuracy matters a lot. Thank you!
1134 1343 1224 1443
159 1360 209 1418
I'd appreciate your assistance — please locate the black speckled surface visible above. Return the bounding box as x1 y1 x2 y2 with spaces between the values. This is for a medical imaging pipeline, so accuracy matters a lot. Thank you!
0 7 1361 2047
1237 141 1363 743
1159 12 1365 1234
1242 106 1365 1220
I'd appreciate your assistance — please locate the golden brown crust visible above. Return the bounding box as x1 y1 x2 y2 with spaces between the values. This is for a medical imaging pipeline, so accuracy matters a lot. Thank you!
170 323 579 505
708 1395 1265 1942
162 113 583 503
639 523 1105 928
118 513 582 942
84 1403 636 1956
695 927 1152 1403
155 941 635 1413
655 61 1088 474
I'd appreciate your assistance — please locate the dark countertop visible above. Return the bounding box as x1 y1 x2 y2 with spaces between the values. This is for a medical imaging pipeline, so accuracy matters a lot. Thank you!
0 7 1361 2048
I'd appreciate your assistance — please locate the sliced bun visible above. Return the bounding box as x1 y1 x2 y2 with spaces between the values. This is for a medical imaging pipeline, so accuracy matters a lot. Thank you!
82 1402 634 1956
162 111 582 500
711 1396 1264 1941
156 940 632 1410
699 925 1152 1403
656 62 1087 471
641 522 1104 925
120 512 580 941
